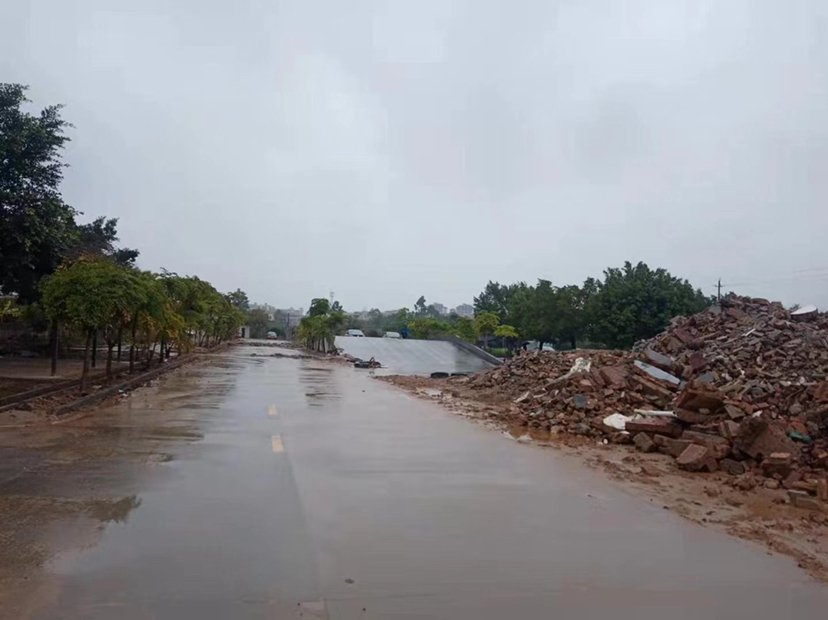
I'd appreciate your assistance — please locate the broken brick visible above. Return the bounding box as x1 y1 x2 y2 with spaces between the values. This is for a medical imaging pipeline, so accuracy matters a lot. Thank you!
675 385 725 412
654 436 694 458
725 404 745 420
761 452 792 477
630 375 674 402
625 418 683 438
676 444 718 472
598 366 627 387
675 408 710 425
633 432 657 453
683 430 731 460
720 458 746 476
736 419 798 460
688 351 708 372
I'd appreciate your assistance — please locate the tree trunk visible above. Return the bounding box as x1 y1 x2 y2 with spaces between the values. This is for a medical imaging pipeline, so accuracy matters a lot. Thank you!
146 340 157 369
159 335 166 364
129 313 138 373
116 325 123 362
569 334 576 350
106 343 114 377
91 332 98 368
81 330 92 394
49 319 59 376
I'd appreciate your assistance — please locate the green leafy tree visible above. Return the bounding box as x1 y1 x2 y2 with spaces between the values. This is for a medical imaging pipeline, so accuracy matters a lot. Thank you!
494 324 520 355
408 317 452 339
71 216 139 266
553 284 589 350
507 280 558 350
414 295 427 317
247 308 270 338
392 308 411 331
297 297 346 352
585 261 711 348
308 298 331 317
453 316 476 342
0 83 77 302
226 289 250 312
474 311 500 349
41 260 144 391
473 281 520 322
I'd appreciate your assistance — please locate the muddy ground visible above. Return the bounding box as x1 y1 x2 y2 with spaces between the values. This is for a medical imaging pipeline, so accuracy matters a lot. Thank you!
379 374 828 583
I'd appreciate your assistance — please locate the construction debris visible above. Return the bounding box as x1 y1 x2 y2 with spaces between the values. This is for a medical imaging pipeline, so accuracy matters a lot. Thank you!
460 295 828 504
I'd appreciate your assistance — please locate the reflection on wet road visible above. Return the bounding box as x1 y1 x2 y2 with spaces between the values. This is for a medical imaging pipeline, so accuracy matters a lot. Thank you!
4 346 828 618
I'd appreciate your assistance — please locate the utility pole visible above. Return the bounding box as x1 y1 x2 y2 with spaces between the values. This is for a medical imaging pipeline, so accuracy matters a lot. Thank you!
717 278 722 302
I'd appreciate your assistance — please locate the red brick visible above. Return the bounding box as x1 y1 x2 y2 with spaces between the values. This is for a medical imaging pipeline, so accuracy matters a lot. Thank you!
598 366 627 388
675 386 725 412
676 445 718 472
633 432 657 453
625 418 683 438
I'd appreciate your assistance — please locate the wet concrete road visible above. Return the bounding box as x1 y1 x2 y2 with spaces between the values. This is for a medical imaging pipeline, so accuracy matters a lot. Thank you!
8 348 828 618
334 337 492 375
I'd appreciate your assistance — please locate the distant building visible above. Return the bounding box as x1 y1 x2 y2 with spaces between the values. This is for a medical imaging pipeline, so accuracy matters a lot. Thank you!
453 303 474 318
275 308 304 327
432 303 449 315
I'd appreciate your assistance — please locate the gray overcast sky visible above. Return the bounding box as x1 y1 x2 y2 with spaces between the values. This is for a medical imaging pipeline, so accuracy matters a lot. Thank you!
3 1 828 311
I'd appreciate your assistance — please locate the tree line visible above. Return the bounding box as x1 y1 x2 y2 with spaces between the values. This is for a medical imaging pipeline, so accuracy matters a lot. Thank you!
1 83 246 389
337 262 710 354
473 261 712 350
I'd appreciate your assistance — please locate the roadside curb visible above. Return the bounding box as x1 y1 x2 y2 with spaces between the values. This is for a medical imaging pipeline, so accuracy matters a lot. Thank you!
52 355 194 418
0 350 227 428
0 367 130 412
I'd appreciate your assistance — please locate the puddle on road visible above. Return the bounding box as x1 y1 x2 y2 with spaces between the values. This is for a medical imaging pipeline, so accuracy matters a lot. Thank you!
299 362 342 408
505 425 553 443
87 495 142 524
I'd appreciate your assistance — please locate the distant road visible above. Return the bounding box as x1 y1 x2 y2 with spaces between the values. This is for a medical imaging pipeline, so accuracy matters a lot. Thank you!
334 336 493 375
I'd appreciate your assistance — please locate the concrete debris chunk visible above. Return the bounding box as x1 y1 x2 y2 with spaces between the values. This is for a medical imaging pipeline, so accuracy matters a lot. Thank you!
788 490 825 512
602 413 631 431
643 348 675 371
634 360 681 386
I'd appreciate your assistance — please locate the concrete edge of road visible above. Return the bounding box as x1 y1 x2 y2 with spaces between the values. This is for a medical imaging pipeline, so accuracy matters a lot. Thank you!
51 354 196 419
0 343 236 428
437 334 503 366
0 368 129 412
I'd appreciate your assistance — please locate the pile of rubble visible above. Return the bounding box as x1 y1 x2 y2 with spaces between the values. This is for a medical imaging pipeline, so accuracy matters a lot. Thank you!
463 295 828 509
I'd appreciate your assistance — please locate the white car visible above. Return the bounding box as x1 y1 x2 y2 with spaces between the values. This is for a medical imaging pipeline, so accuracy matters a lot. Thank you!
345 329 365 337
524 340 555 352
383 331 401 339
